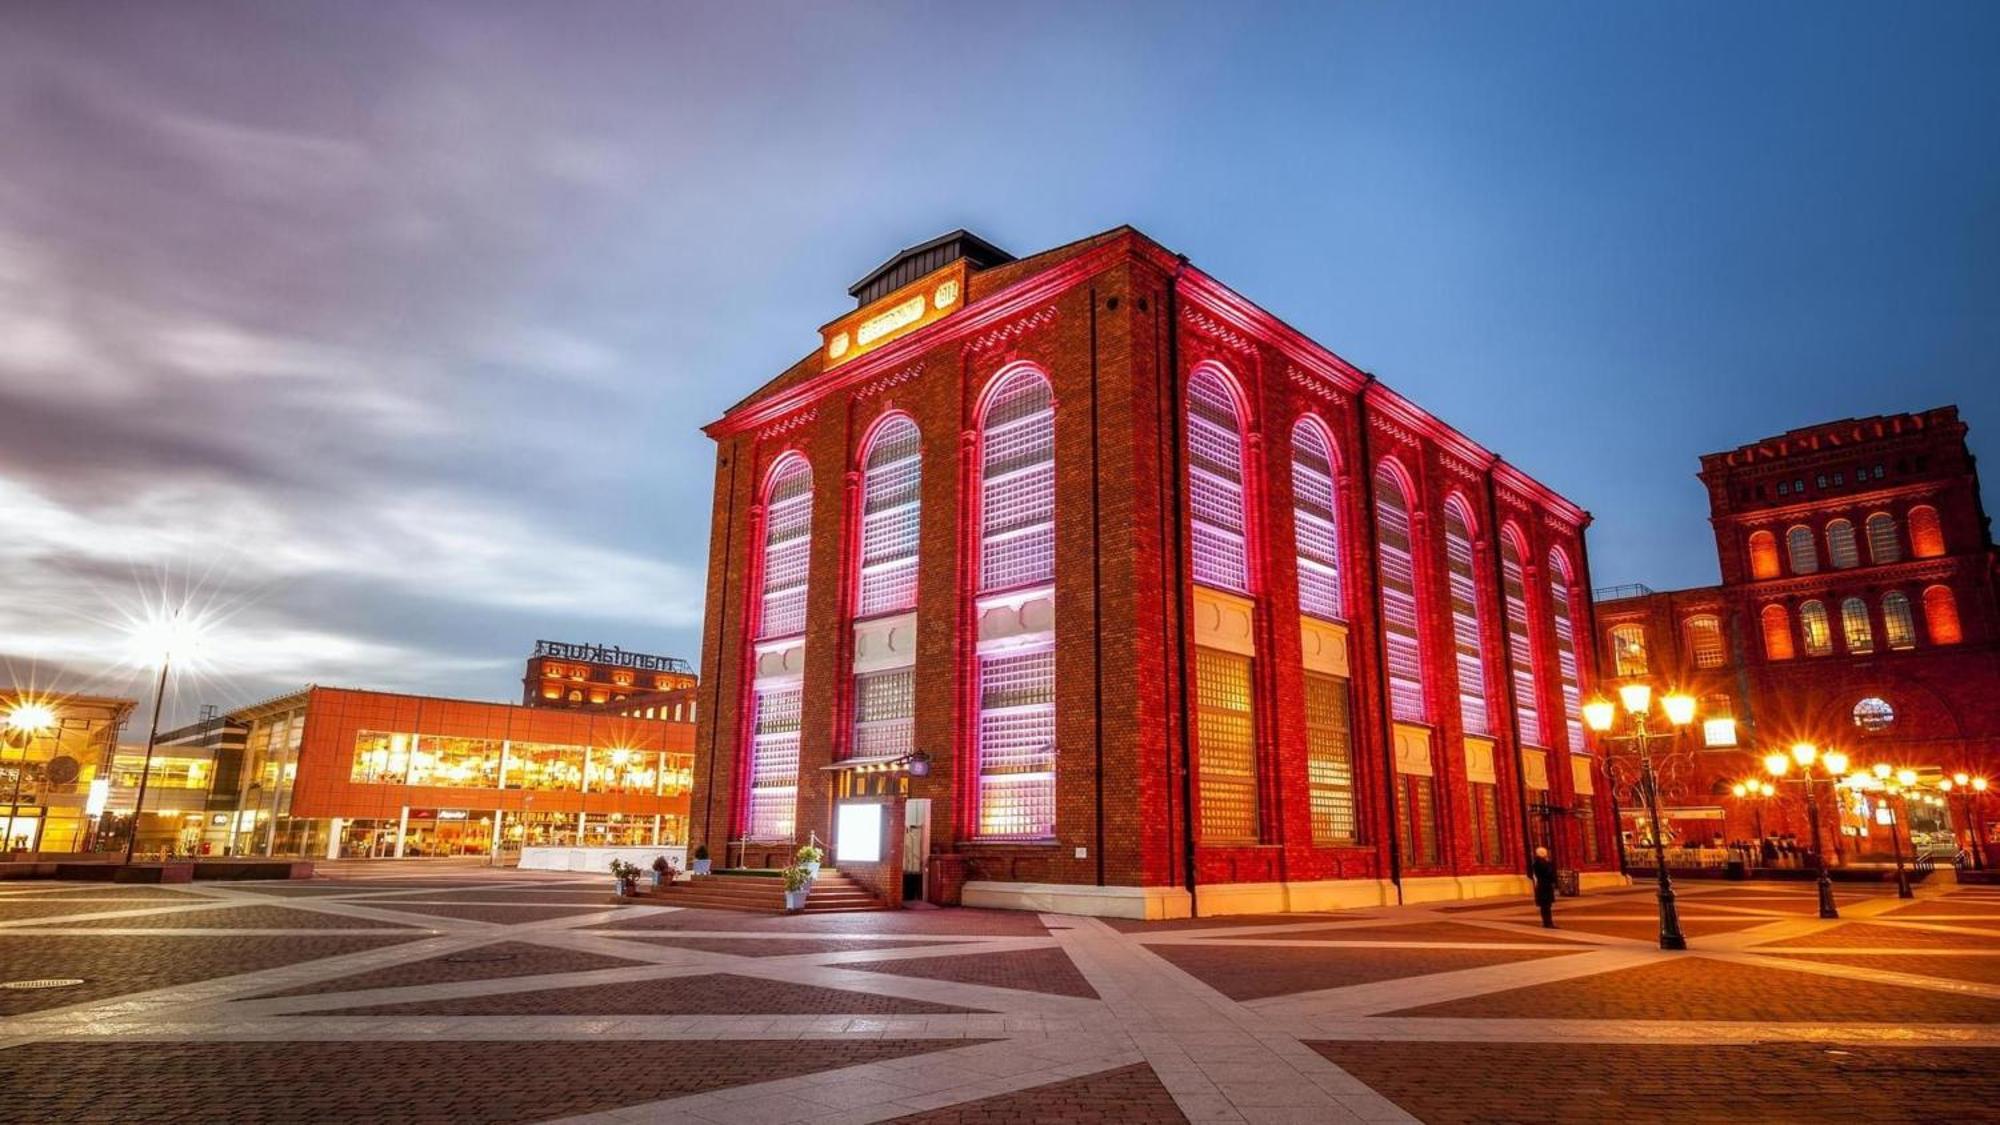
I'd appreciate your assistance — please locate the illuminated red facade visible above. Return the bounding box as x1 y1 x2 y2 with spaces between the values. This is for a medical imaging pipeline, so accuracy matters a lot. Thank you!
1596 407 2000 853
690 228 1619 918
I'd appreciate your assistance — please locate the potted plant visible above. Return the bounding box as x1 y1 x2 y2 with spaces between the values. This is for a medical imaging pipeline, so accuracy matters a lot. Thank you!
781 864 812 912
795 842 824 879
650 854 678 888
691 844 712 877
610 858 642 896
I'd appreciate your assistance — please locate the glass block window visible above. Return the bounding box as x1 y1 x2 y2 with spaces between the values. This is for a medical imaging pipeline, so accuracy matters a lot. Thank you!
1195 648 1259 843
1883 591 1916 650
975 645 1056 839
1501 530 1543 745
979 368 1055 593
1396 774 1440 868
1826 519 1859 570
1841 597 1874 654
1304 672 1356 845
1866 513 1901 564
1762 604 1795 660
850 667 914 760
1800 599 1832 656
1472 781 1504 865
1610 624 1648 678
1786 525 1819 575
1748 530 1780 579
1908 505 1945 558
1924 585 1962 644
756 455 813 639
1443 498 1489 735
1375 464 1426 723
1684 614 1726 669
744 683 800 841
856 415 922 617
1547 550 1584 753
1290 418 1343 620
1576 796 1600 865
1187 368 1250 593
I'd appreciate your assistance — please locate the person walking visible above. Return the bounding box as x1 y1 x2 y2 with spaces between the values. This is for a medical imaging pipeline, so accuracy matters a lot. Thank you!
1530 845 1559 928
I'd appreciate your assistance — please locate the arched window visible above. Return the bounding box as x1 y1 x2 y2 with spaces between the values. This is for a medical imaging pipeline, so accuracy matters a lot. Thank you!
1375 463 1426 722
1841 597 1873 654
1761 604 1794 661
1786 525 1819 575
854 414 921 617
1290 417 1343 620
1799 600 1832 657
1547 549 1585 752
1610 624 1648 677
1882 591 1917 650
1443 497 1488 735
745 453 813 841
1865 513 1902 564
1908 505 1945 558
1187 367 1250 593
1501 527 1543 745
1826 519 1859 569
974 366 1057 839
1924 585 1962 644
1684 614 1726 669
1748 531 1781 579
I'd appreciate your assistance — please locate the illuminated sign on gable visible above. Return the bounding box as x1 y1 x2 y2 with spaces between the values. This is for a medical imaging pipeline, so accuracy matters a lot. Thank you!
821 260 969 369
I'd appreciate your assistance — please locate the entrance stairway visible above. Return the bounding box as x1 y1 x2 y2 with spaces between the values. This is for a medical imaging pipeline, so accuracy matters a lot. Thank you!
639 868 885 914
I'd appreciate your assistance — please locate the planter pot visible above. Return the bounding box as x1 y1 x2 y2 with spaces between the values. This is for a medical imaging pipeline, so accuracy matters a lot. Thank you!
800 861 820 879
692 859 712 876
783 888 809 912
616 879 638 897
650 872 665 888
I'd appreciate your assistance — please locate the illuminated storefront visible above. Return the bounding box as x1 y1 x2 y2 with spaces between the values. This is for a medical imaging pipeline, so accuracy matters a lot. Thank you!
0 690 136 854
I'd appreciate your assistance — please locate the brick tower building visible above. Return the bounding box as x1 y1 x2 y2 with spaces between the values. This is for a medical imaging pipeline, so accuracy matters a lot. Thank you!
689 227 1621 918
1596 407 2000 854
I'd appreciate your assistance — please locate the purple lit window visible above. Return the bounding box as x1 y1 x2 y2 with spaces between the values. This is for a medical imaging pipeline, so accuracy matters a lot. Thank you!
851 668 914 760
756 455 813 639
1290 418 1343 620
1502 530 1544 745
1375 465 1426 722
979 368 1055 593
975 645 1056 839
856 415 922 617
744 683 800 841
1443 499 1489 736
1547 549 1585 752
1187 369 1250 593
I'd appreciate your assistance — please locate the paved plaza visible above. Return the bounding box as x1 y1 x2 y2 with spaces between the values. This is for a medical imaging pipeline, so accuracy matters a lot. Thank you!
1 868 1996 1123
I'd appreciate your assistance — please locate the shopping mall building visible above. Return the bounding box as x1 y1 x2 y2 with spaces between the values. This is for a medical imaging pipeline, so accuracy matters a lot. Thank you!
689 227 1623 918
0 689 136 854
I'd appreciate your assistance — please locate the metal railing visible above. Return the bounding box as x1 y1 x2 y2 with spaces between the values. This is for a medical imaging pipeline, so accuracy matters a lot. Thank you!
1592 583 1656 602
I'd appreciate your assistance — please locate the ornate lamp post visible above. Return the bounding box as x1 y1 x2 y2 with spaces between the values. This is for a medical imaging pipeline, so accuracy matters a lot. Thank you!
1764 742 1847 919
1871 762 1914 899
1584 683 1696 950
1942 773 1988 870
123 611 202 865
1729 779 1777 848
4 702 58 852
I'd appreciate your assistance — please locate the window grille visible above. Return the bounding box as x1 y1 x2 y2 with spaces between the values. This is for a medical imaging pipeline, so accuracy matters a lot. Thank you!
1472 781 1504 865
1762 604 1795 660
756 457 813 639
975 646 1056 839
1396 774 1440 867
1841 597 1874 654
1187 370 1250 593
1547 551 1585 753
1923 585 1962 644
856 416 921 617
1800 600 1832 656
850 668 914 760
1610 623 1648 678
1290 419 1343 620
1748 530 1780 579
1195 648 1259 843
1304 672 1356 844
1684 615 1725 669
979 369 1055 592
1375 466 1426 722
1826 519 1859 570
1786 526 1819 575
1443 500 1489 735
1908 505 1945 558
1866 513 1901 564
744 684 800 841
1501 532 1543 745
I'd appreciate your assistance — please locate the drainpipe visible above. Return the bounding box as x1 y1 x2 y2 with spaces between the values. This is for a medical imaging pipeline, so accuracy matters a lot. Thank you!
1485 465 1536 879
1090 283 1106 887
701 448 738 849
1166 257 1200 915
1354 379 1404 903
1574 516 1607 872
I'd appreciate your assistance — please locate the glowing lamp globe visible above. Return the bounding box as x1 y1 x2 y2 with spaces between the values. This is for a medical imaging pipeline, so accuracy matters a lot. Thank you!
1583 699 1616 733
1618 682 1653 716
1790 742 1817 767
1764 753 1791 778
4 703 55 735
1662 693 1697 727
1897 769 1918 787
1976 778 1989 793
1955 772 1971 786
1823 750 1849 776
1731 783 1748 798
1873 762 1892 779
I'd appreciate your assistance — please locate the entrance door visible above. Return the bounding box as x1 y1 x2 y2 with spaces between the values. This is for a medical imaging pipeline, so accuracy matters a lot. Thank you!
902 799 930 903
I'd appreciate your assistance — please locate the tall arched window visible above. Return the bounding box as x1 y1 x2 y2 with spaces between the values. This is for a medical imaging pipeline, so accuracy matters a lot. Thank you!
854 414 921 617
1610 624 1649 677
1865 513 1902 564
1762 604 1794 661
1187 367 1251 593
745 453 813 841
1908 505 1945 558
1748 531 1781 579
1924 585 1962 644
1442 497 1488 735
1841 597 1874 654
974 366 1057 839
1547 549 1585 752
1882 591 1917 650
1786 525 1819 575
1375 463 1426 722
1826 519 1859 570
1799 600 1832 657
1684 614 1726 669
1501 528 1543 745
1290 418 1343 620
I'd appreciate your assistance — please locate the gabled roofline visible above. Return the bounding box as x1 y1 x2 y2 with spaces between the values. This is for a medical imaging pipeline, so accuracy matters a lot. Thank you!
847 229 1015 298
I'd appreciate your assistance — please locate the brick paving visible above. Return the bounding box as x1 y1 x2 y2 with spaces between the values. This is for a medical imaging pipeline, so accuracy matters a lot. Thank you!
312 970 988 1016
1884 896 2000 917
888 1062 1186 1123
0 933 422 1014
845 947 1100 999
0 885 206 900
1538 916 1774 941
1224 920 1589 945
1759 921 2000 949
608 935 961 957
1762 952 2000 986
1153 943 1582 1002
362 903 619 924
1103 912 1349 933
0 898 194 922
251 940 650 998
1310 1041 2000 1125
26 904 418 930
584 905 1049 935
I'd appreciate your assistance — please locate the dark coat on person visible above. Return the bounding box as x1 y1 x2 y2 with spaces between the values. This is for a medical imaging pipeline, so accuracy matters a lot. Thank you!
1530 855 1558 904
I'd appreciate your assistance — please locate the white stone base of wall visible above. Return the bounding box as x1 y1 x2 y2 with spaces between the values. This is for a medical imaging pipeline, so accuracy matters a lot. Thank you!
1579 870 1633 891
518 845 686 874
963 871 1549 919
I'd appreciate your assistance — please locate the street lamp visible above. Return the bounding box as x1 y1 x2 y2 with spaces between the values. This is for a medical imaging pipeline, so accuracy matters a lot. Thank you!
1871 762 1915 899
1730 779 1777 845
1942 773 1988 870
4 702 58 852
1764 742 1845 919
122 610 203 866
1584 683 1696 950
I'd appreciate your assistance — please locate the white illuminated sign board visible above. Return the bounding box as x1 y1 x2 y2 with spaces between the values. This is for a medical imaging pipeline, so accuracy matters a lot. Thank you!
836 802 883 864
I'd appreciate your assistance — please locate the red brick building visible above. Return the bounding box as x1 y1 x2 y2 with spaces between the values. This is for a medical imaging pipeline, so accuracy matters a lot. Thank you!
522 640 697 710
1596 407 2000 856
689 227 1621 918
